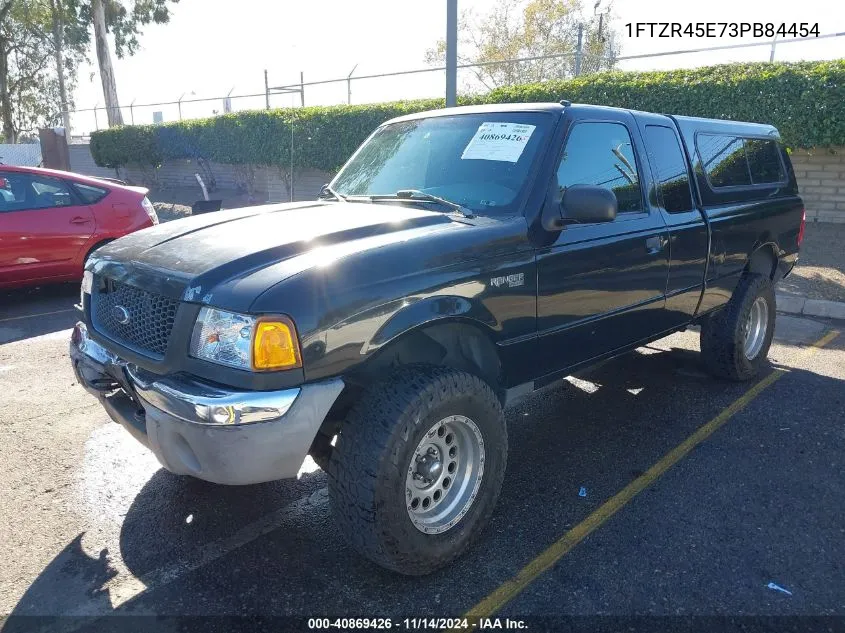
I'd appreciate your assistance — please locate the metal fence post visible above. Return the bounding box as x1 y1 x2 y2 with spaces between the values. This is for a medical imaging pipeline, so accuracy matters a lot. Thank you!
265 69 270 109
347 64 358 105
289 113 295 202
300 72 305 107
446 0 457 107
575 23 584 76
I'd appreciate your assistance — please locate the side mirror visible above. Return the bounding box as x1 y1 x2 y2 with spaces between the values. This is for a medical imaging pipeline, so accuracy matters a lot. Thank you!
561 185 617 224
541 184 618 231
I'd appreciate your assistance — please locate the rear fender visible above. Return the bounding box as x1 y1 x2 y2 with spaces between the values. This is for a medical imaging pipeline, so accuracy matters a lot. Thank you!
746 239 781 280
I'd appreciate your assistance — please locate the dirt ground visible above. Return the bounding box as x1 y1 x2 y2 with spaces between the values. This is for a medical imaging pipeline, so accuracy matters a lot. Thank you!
147 185 270 222
777 222 845 303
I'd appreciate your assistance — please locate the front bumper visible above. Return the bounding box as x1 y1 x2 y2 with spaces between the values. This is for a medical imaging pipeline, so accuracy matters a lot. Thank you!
70 322 343 485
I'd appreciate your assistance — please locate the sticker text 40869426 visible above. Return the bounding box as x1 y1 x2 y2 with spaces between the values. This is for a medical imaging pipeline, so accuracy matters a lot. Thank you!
461 122 536 163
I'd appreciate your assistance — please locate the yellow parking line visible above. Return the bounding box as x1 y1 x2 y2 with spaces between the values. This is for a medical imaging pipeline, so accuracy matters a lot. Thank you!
464 329 840 621
0 308 77 323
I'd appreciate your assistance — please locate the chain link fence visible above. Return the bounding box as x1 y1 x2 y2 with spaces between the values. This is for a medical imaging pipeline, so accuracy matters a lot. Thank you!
0 144 42 166
64 31 845 139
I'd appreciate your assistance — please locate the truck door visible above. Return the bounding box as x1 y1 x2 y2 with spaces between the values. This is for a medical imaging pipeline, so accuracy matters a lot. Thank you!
636 115 709 327
536 113 671 375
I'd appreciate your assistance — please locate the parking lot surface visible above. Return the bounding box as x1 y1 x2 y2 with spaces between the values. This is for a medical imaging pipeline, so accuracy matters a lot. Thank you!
1 283 843 632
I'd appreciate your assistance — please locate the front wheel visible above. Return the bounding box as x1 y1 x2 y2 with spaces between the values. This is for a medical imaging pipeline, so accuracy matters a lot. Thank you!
700 273 776 381
328 366 507 575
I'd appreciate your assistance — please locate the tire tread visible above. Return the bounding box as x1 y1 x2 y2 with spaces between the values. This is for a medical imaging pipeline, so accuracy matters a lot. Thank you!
328 365 506 575
700 273 776 381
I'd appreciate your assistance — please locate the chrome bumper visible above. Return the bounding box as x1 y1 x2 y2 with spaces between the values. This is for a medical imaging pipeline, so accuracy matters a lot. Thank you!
127 366 301 426
70 322 343 485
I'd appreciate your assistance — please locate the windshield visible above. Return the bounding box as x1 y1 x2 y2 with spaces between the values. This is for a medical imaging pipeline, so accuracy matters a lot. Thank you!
331 112 553 215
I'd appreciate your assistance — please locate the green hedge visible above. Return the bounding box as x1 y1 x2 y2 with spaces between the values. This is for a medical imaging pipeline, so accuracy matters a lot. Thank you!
91 60 845 171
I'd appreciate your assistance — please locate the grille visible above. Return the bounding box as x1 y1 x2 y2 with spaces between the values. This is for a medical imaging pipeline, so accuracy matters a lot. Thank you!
91 278 179 358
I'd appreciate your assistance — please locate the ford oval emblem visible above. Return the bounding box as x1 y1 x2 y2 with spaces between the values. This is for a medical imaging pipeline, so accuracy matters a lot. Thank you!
112 305 131 325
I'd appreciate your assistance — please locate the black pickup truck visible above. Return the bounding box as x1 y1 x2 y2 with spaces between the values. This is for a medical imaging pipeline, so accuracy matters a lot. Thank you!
70 102 804 575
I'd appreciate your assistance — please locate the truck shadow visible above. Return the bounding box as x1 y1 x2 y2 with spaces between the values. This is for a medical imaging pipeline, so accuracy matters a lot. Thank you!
4 338 843 629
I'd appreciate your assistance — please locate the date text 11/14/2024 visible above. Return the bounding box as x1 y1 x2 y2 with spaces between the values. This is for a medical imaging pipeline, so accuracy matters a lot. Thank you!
307 618 528 630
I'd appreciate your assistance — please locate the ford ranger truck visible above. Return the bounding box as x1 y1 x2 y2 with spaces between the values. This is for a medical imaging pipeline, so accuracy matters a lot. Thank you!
70 103 804 575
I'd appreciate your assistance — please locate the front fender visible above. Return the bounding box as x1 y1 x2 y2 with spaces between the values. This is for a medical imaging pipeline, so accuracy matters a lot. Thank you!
365 294 498 353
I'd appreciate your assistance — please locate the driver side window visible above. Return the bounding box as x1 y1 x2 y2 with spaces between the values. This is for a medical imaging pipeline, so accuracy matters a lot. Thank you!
556 122 643 213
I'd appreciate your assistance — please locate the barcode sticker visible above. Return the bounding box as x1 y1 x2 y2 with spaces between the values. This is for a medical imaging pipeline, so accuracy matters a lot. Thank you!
461 122 536 163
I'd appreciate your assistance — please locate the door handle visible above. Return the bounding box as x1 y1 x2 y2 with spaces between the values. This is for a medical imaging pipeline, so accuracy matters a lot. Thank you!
70 216 90 224
645 235 667 255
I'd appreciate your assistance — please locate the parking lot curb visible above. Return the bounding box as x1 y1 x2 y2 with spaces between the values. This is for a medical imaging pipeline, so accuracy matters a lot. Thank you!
776 293 845 321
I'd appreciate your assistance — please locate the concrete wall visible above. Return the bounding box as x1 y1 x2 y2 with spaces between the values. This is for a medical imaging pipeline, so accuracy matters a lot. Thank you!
68 144 114 179
68 144 330 203
791 148 845 224
67 143 845 222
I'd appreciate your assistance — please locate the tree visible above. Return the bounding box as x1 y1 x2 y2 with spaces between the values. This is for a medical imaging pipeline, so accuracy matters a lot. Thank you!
91 0 122 125
0 0 84 142
0 0 14 141
48 0 90 131
424 0 619 92
87 0 179 127
40 0 178 130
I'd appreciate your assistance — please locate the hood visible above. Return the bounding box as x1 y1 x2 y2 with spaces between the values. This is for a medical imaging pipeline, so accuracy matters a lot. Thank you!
91 201 461 303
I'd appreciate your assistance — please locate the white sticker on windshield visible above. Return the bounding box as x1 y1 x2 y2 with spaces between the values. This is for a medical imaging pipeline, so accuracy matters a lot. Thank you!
461 122 536 163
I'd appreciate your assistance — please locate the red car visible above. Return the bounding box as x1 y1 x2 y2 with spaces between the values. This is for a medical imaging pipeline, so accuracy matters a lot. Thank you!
0 165 157 290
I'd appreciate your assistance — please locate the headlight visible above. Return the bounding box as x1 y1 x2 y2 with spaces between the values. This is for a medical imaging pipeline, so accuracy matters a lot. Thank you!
80 270 93 306
189 307 301 371
141 197 159 225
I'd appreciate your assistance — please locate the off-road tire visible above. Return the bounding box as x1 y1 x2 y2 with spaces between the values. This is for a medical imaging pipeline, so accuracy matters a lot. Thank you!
700 273 776 381
327 365 507 575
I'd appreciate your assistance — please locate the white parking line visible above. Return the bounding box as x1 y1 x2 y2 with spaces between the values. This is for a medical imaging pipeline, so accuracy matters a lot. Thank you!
0 308 77 323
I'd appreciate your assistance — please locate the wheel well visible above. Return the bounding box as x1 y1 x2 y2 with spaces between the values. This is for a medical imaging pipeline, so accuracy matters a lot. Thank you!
746 244 778 280
317 322 503 436
358 321 501 392
84 239 114 265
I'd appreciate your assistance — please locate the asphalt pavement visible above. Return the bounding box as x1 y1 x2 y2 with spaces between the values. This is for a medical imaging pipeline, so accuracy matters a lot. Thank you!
1 283 843 633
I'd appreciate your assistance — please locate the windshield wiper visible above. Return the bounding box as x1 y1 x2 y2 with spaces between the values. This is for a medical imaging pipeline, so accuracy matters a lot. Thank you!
393 189 475 218
320 185 348 203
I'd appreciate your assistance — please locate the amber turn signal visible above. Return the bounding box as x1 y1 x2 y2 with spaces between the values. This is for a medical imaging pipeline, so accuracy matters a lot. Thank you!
252 318 301 371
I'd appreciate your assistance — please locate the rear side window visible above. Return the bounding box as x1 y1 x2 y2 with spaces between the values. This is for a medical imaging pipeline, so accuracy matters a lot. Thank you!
697 134 786 188
698 134 751 187
557 122 643 213
73 182 109 204
644 125 693 213
745 139 786 184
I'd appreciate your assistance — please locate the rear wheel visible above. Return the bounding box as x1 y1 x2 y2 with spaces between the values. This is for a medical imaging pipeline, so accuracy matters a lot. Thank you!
328 366 507 575
700 273 776 381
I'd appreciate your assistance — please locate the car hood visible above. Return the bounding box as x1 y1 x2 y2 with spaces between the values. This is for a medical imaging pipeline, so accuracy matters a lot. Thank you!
90 201 461 304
